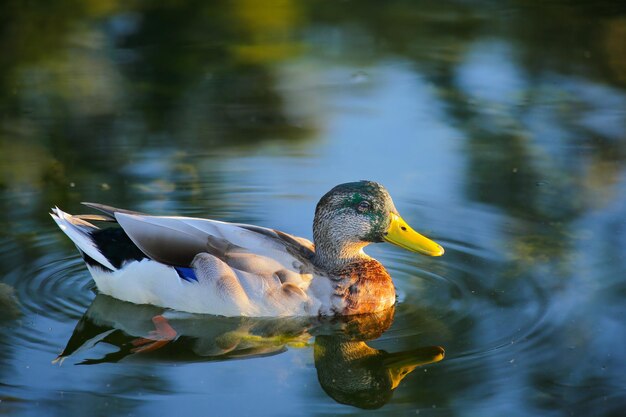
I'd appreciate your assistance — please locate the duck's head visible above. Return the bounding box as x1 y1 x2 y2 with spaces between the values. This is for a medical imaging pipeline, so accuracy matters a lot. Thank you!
313 181 444 265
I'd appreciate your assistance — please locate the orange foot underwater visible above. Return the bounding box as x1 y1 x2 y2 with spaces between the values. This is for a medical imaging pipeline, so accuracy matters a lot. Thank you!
131 315 178 353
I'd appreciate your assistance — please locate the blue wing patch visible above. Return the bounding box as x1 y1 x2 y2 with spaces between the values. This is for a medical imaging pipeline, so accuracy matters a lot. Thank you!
174 266 198 282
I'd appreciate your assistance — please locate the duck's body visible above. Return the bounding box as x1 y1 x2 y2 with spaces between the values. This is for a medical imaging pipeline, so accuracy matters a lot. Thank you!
51 181 443 317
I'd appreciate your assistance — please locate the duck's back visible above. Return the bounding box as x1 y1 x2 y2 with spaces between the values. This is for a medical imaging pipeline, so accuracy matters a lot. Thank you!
51 206 337 316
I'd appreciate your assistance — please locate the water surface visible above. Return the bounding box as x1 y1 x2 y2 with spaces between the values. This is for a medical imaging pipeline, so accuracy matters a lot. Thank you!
1 1 625 416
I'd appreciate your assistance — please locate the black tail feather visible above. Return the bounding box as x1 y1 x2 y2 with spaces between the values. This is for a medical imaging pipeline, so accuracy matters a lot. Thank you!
74 214 116 222
89 228 148 269
81 202 145 219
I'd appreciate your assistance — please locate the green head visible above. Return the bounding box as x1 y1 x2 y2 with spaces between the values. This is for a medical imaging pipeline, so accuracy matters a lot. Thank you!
313 181 444 265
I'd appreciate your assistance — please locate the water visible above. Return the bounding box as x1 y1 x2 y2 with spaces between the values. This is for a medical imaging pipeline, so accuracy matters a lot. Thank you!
1 0 626 415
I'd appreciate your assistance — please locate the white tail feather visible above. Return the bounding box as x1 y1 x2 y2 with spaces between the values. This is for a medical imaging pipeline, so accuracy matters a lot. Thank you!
50 207 116 271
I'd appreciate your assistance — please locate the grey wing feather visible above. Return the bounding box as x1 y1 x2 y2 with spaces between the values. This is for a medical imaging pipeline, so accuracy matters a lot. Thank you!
236 224 315 260
82 202 146 218
115 213 210 266
113 213 314 271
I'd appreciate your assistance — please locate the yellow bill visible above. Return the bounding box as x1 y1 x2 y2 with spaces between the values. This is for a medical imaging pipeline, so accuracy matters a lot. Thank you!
383 213 444 256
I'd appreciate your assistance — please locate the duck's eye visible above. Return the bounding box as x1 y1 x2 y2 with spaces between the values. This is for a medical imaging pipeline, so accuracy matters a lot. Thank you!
357 201 371 212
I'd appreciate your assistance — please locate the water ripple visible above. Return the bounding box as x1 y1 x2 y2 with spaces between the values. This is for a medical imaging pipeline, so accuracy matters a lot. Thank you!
3 238 94 323
382 234 551 364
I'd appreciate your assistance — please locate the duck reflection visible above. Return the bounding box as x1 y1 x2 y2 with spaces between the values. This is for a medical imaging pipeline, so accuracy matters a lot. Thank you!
314 331 444 409
57 294 444 409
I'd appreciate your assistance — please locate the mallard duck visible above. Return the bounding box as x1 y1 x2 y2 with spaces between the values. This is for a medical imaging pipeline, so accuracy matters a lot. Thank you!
51 181 444 316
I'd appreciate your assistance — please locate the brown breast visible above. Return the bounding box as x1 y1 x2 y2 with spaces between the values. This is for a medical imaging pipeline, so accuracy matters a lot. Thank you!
332 259 396 315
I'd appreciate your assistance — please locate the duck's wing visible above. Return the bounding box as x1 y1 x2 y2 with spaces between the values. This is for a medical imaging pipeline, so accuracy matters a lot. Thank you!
113 212 316 273
82 202 146 218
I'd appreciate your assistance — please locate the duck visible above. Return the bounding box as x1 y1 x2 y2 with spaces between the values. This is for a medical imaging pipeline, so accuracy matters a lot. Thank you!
51 181 444 317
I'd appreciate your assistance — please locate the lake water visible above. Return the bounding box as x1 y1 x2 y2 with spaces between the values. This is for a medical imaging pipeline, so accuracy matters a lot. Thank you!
1 1 625 416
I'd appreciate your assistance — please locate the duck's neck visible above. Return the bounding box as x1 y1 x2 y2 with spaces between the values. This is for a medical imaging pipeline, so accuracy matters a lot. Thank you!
312 232 371 272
